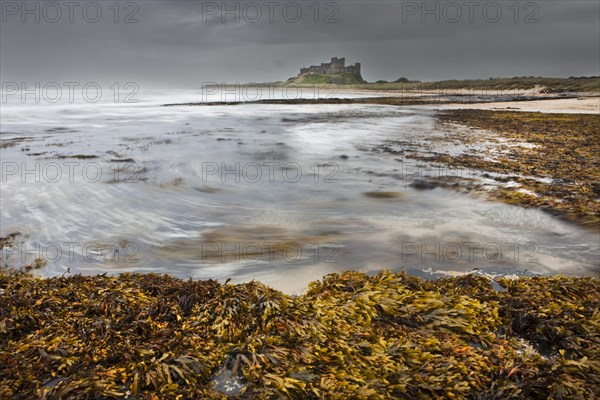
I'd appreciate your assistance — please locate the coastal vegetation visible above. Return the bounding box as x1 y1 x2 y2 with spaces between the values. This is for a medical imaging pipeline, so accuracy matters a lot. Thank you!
259 76 600 93
353 76 600 93
288 72 366 85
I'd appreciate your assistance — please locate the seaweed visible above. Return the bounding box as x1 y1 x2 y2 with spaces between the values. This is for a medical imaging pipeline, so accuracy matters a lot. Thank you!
411 110 600 228
1 266 598 399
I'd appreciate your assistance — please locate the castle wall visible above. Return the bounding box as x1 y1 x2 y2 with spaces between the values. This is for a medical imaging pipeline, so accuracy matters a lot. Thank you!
299 57 361 76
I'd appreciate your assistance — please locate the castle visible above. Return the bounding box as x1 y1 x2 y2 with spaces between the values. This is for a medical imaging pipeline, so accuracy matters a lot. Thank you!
299 57 361 76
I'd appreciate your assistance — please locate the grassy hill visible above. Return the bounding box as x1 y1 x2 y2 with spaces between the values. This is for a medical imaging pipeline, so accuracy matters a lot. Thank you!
288 71 366 85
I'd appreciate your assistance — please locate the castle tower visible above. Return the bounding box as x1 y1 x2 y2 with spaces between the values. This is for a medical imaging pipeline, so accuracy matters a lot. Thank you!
330 57 345 73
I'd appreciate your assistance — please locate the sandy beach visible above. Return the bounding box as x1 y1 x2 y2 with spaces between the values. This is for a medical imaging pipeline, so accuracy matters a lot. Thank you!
439 96 600 114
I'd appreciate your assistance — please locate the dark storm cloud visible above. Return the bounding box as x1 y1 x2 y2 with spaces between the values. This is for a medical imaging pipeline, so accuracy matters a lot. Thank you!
1 0 598 86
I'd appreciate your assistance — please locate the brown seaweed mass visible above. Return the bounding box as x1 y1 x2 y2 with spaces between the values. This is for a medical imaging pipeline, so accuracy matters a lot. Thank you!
1 266 598 399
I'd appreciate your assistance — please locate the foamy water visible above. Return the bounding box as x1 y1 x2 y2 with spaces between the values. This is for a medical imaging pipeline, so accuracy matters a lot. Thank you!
1 89 598 293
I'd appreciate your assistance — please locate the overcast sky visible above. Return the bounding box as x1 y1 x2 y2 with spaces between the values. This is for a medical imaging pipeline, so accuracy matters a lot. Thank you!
1 1 599 87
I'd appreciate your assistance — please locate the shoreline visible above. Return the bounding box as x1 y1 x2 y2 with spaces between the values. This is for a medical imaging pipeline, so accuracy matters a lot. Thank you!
437 96 600 114
399 110 600 230
2 93 599 398
164 93 600 114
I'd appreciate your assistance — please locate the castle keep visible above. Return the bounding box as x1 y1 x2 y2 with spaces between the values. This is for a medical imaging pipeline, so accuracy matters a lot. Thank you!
299 57 361 76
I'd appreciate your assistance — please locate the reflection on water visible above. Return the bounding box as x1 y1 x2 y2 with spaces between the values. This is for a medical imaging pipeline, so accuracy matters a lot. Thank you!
1 90 598 293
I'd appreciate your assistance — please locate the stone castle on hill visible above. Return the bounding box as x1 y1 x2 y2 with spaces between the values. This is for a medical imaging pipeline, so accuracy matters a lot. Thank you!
299 57 361 76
